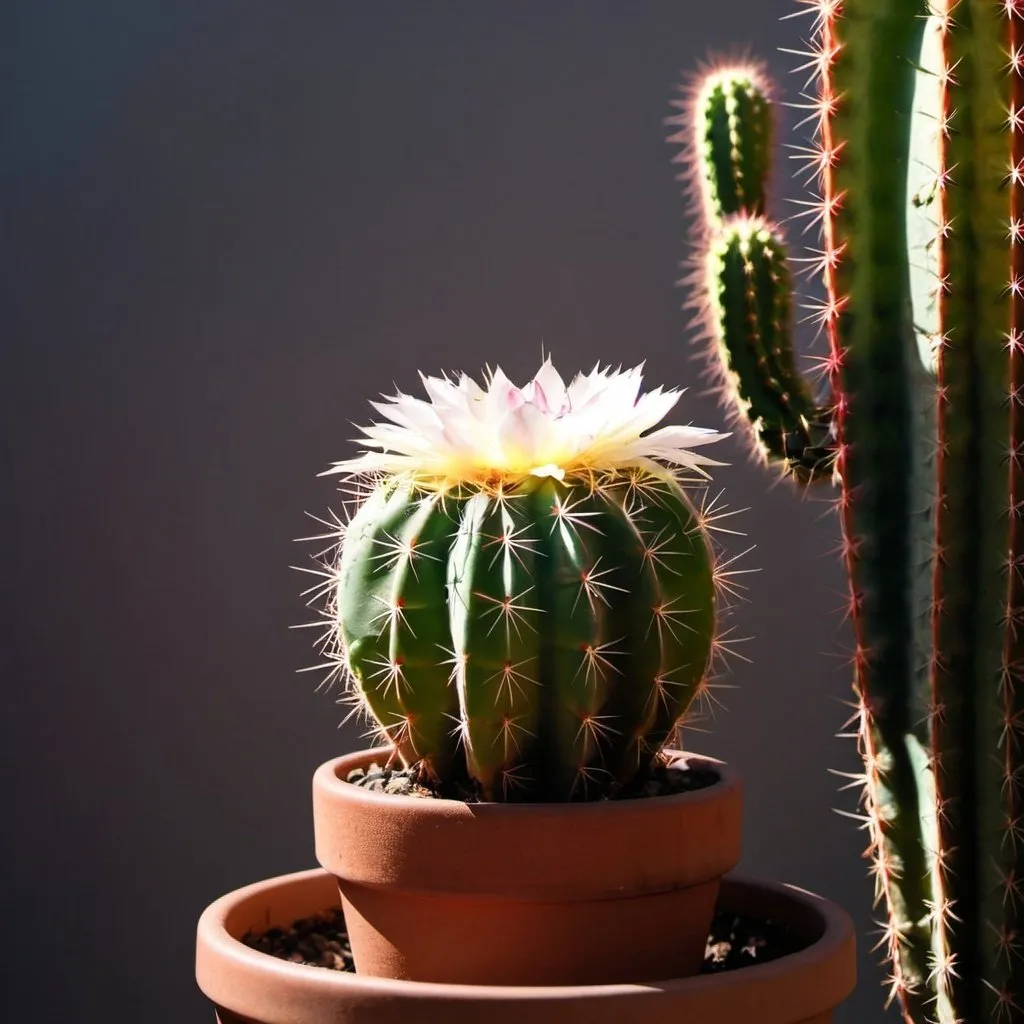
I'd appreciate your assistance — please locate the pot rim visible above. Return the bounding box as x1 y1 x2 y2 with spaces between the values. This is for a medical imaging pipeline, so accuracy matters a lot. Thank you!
313 746 744 897
314 746 740 817
196 867 856 1021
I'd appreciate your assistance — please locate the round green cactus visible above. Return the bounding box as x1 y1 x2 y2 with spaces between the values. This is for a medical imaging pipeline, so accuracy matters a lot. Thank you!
320 361 732 801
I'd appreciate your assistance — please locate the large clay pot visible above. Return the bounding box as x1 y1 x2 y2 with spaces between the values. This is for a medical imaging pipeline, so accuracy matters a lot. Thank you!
312 747 742 986
195 867 857 1024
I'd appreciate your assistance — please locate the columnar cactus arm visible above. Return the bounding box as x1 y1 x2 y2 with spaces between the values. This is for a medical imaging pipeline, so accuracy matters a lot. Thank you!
692 70 772 220
818 1 937 1014
690 9 937 1010
704 218 832 481
689 1 1024 1019
932 2 1022 1017
688 70 835 483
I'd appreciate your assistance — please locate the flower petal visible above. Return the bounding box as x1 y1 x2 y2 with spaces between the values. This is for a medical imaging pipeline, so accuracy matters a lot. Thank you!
531 358 568 415
334 359 728 483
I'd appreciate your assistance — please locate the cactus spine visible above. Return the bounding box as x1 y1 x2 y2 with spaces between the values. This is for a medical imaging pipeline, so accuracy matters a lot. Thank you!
315 365 733 803
686 2 1024 1021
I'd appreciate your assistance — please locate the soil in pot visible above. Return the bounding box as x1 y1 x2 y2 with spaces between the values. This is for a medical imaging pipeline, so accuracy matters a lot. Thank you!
196 868 857 1024
344 755 720 801
243 904 805 975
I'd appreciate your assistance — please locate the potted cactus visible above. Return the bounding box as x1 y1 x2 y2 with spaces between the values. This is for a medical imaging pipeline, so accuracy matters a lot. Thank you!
195 361 857 1022
308 361 744 987
682 0 1024 1021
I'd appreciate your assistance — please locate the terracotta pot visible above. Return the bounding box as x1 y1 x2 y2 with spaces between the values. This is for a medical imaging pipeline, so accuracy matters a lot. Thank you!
311 747 742 986
196 867 856 1024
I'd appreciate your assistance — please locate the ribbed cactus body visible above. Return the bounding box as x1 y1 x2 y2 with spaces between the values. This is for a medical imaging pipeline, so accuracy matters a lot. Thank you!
336 472 715 801
688 1 1024 1021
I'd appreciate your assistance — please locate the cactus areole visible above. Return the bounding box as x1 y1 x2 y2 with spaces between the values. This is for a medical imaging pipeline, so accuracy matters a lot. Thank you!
319 360 731 801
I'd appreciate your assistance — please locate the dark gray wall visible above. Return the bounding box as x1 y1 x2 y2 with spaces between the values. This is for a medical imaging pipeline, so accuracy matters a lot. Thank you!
2 2 893 1021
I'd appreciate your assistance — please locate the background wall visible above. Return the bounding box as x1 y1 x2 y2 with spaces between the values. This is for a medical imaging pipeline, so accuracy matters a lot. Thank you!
2 2 891 1021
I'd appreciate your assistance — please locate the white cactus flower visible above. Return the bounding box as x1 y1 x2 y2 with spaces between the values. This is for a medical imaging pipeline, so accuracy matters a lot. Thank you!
325 359 728 485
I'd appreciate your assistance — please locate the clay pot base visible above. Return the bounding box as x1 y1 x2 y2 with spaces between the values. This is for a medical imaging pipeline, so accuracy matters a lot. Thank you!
196 868 857 1024
314 748 742 985
243 901 804 976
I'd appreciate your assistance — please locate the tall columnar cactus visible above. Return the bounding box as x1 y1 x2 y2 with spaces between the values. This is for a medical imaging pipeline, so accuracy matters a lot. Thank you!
310 362 735 802
684 2 1024 1022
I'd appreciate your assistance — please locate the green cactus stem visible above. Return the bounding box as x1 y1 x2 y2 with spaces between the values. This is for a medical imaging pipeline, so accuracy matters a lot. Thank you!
817 3 937 1014
685 68 773 222
333 466 718 802
929 2 1024 1018
704 216 833 482
689 0 1024 1020
683 66 835 485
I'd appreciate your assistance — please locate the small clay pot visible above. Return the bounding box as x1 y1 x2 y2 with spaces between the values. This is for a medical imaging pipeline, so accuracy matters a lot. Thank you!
195 867 857 1024
311 747 742 986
